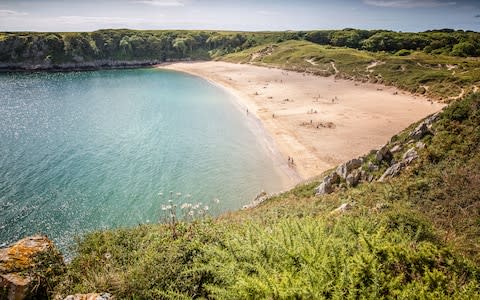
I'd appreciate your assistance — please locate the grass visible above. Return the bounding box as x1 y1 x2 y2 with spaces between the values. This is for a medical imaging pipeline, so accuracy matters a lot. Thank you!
221 40 480 101
49 93 480 299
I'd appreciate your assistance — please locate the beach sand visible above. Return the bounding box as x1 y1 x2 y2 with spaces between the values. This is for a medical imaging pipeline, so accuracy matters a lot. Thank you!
158 61 445 188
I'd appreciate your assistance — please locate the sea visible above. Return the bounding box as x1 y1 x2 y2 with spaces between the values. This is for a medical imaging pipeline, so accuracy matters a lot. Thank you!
0 68 284 252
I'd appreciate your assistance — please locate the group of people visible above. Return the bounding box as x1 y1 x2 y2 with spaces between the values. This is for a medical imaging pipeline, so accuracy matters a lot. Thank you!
288 156 295 166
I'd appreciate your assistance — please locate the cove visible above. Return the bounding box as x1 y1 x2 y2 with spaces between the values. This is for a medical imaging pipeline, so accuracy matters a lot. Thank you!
0 68 284 251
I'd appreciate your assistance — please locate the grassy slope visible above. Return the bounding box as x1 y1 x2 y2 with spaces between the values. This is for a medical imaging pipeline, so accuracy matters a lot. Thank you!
52 92 480 299
222 40 480 101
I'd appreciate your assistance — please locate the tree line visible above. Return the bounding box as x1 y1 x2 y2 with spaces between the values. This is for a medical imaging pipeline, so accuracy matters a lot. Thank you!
0 28 478 66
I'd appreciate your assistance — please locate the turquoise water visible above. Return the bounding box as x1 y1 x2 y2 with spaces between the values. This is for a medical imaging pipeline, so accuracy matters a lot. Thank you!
0 68 284 251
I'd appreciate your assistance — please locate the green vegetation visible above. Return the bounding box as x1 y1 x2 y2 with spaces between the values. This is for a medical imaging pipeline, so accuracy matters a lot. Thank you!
50 93 480 298
1 28 479 67
2 28 480 298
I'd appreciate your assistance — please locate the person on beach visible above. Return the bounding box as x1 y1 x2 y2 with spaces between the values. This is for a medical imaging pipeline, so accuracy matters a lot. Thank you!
246 109 249 115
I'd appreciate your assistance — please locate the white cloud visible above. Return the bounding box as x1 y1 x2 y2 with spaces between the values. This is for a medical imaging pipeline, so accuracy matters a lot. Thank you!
131 0 184 7
0 9 28 17
364 0 456 8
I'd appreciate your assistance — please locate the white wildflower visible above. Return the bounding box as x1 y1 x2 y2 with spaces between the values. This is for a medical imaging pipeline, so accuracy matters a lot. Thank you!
188 210 194 216
204 205 209 211
214 198 220 204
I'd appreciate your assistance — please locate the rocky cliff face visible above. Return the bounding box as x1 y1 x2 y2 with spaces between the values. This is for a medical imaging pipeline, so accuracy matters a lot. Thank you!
0 235 64 300
315 111 441 198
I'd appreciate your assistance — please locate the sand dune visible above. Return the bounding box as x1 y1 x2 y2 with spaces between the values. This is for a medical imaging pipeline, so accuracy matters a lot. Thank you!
158 61 445 188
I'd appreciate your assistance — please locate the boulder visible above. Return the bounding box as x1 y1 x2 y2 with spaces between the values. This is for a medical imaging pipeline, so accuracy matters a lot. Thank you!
424 112 440 127
409 122 429 140
346 170 361 187
375 145 393 163
402 148 418 164
378 162 404 182
390 144 402 154
331 203 354 214
64 293 113 300
336 158 362 179
315 172 339 196
0 235 64 300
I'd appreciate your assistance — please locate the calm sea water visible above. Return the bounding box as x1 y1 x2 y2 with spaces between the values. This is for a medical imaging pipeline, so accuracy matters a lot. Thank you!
0 68 283 251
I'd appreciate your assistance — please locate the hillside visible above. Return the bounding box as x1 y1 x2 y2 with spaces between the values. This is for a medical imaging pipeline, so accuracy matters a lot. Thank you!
44 91 480 298
1 30 480 299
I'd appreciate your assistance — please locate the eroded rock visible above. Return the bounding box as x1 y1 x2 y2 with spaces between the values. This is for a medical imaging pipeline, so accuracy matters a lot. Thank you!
336 158 362 179
378 162 404 182
346 170 361 187
0 235 64 300
64 293 113 300
315 172 340 196
402 147 418 164
375 145 393 163
409 122 429 140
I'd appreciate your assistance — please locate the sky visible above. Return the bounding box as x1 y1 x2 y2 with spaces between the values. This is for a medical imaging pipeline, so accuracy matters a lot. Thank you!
0 0 479 32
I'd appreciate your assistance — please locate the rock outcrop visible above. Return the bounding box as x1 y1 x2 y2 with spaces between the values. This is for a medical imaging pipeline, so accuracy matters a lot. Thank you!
0 235 64 300
336 158 363 179
330 203 354 215
379 147 418 182
315 172 340 195
243 191 269 209
63 293 113 300
408 112 439 141
375 145 393 163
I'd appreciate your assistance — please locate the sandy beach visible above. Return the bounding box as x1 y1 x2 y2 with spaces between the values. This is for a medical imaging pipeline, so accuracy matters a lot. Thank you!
158 61 445 188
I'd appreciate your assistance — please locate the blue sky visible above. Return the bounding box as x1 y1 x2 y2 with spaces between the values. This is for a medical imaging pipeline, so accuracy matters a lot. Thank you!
0 0 479 32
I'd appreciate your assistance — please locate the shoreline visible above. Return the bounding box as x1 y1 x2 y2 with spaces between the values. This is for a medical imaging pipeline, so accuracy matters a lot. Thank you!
157 61 445 187
161 68 303 190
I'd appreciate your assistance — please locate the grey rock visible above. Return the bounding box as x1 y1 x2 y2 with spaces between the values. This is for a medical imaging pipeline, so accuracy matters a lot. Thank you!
243 191 269 209
315 172 339 196
402 148 418 164
64 293 113 300
346 170 361 187
375 145 393 163
424 112 440 127
390 144 402 153
378 162 404 182
336 158 362 179
409 122 429 140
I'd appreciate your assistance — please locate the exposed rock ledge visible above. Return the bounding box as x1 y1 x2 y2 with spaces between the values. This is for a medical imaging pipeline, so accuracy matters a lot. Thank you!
0 235 64 300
